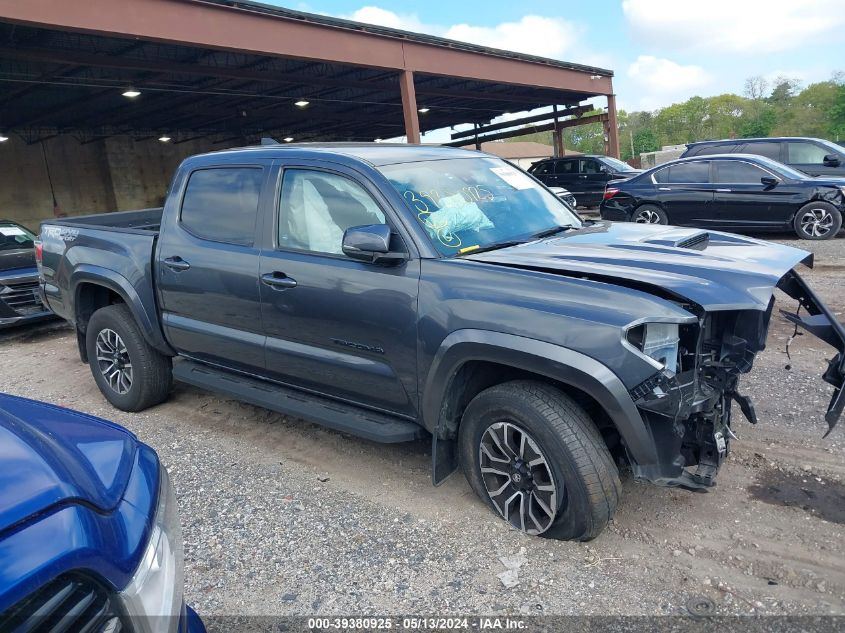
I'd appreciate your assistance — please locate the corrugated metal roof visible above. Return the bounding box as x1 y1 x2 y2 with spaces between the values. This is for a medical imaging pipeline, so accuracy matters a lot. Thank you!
195 0 614 77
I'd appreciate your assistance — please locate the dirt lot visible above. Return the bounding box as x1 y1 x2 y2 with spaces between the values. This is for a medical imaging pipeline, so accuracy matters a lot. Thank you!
1 233 844 618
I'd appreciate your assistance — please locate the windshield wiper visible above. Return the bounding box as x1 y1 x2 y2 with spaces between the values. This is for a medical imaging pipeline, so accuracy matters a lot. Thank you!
457 240 525 256
531 225 574 240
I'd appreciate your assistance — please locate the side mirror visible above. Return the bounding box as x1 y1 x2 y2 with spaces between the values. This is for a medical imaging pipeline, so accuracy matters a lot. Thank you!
760 176 779 188
342 224 405 264
823 154 841 167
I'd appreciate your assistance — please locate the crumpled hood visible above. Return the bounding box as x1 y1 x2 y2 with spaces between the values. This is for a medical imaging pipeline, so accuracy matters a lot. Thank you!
0 393 138 534
467 222 812 311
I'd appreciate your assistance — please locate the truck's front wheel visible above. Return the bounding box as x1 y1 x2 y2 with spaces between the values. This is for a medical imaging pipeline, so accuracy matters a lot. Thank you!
459 380 621 541
86 304 172 411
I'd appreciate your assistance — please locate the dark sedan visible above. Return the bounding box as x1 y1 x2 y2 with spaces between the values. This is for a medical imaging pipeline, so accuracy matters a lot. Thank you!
600 154 845 240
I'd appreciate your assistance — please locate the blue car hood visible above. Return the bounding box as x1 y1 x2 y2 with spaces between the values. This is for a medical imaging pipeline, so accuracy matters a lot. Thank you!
468 222 813 311
0 394 138 534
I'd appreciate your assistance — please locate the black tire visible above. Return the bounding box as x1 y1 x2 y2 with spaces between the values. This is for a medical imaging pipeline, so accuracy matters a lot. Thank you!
86 304 172 412
793 202 842 240
631 204 668 225
459 380 621 541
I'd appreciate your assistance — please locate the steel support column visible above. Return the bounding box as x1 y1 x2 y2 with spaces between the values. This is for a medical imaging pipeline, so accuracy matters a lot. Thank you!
400 69 421 144
606 93 619 158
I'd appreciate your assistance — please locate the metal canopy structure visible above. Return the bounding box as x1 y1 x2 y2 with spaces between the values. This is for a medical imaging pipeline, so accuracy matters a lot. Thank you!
0 0 618 153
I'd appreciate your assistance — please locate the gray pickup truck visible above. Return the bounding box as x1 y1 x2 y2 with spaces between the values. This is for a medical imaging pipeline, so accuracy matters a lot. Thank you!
38 144 845 540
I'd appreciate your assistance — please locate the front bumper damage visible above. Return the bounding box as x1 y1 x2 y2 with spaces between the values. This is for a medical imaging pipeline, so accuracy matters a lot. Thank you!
629 268 844 491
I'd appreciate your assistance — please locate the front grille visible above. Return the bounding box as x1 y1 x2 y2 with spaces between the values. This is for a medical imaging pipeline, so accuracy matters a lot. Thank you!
0 573 128 633
0 279 45 315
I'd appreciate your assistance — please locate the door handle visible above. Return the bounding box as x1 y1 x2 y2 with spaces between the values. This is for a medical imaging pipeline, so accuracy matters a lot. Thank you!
163 256 190 271
716 188 732 193
261 272 297 290
658 187 671 191
578 175 588 179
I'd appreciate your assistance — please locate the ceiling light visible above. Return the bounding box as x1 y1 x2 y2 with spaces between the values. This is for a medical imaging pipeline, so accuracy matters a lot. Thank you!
283 137 294 142
158 136 171 143
122 88 141 98
418 107 430 114
0 134 8 143
294 100 310 108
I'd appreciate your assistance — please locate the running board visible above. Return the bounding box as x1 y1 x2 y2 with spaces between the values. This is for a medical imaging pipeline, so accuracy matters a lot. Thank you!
173 359 424 443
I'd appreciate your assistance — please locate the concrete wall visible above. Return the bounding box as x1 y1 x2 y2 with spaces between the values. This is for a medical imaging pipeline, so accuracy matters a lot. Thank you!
0 134 217 230
639 144 687 170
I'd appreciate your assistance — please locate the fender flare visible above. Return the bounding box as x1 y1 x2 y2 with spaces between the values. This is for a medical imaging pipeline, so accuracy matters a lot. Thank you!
70 265 173 355
422 330 658 469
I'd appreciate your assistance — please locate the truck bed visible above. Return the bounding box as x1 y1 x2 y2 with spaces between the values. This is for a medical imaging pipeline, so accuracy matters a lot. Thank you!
46 208 163 234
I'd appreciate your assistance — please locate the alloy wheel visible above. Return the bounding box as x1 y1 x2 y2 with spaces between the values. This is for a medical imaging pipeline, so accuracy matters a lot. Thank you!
479 421 559 535
799 208 834 238
634 208 662 224
95 328 133 394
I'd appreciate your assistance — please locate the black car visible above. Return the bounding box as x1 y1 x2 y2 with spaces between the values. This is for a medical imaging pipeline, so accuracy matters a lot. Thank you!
600 154 845 239
681 137 845 178
0 220 53 328
529 155 641 207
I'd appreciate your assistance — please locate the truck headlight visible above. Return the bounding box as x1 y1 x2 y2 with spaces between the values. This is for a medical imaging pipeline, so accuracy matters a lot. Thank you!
625 322 680 373
121 465 184 633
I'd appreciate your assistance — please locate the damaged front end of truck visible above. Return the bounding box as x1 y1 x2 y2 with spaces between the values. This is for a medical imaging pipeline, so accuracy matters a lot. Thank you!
628 267 845 491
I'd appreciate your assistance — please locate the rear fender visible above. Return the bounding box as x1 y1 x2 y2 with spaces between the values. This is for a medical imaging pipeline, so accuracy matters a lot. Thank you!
71 266 173 357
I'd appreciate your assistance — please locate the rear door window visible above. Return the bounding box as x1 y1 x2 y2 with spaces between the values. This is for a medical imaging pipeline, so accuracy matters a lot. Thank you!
740 142 781 161
555 160 579 174
180 167 263 246
689 144 729 156
713 160 769 183
666 161 710 183
786 142 829 164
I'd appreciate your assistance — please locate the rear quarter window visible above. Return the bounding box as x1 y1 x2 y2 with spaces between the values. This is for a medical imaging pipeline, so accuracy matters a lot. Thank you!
739 142 781 160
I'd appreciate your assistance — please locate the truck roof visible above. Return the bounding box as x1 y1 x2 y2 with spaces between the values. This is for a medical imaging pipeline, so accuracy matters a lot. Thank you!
188 143 483 167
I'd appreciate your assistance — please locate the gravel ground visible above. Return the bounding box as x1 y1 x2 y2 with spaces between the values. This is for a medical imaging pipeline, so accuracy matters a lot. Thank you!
1 233 844 620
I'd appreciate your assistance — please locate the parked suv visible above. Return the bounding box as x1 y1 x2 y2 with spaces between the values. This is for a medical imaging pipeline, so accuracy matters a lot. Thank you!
39 144 845 541
682 137 845 178
529 155 641 206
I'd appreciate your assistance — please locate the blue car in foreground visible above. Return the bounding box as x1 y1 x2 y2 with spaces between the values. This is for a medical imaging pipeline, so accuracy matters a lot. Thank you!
0 393 204 632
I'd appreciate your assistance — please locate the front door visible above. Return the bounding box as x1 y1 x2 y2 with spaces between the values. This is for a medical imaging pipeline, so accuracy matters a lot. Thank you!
712 159 795 230
156 164 268 373
259 163 419 416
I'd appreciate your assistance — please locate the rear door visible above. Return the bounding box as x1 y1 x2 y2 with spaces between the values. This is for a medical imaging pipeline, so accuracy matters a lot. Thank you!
579 158 610 206
258 161 420 416
552 158 581 195
156 163 268 373
651 161 715 225
712 159 797 229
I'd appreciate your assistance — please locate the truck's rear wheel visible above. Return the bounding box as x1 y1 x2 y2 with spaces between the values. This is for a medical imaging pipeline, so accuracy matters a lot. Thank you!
86 304 172 411
459 380 621 541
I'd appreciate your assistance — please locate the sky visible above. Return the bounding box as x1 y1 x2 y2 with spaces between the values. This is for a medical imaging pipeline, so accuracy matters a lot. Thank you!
265 0 845 141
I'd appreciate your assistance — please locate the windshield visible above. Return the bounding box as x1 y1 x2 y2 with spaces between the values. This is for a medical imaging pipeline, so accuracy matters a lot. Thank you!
0 222 35 252
601 156 637 172
379 157 582 256
819 138 845 156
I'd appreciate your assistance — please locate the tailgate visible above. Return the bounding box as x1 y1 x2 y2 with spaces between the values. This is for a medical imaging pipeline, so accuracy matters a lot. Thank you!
778 269 845 436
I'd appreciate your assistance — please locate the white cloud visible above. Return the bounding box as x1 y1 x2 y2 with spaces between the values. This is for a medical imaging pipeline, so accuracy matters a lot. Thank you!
622 0 845 54
444 16 579 59
346 6 429 33
344 7 586 61
627 56 712 110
